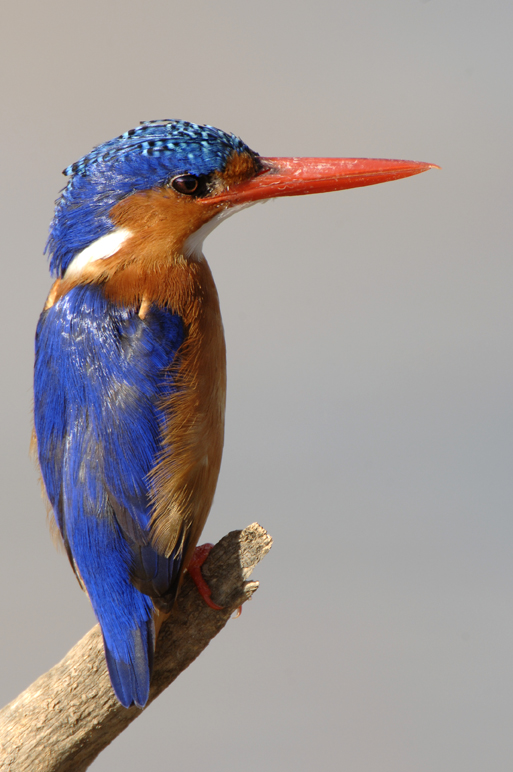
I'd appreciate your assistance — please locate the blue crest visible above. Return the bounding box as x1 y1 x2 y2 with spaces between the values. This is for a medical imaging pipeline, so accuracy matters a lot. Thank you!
47 120 259 277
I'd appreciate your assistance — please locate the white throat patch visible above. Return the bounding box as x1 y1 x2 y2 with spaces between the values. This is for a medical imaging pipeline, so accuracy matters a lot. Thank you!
183 202 263 260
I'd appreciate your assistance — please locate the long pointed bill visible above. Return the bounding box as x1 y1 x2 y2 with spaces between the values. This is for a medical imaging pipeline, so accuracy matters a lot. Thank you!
206 157 438 205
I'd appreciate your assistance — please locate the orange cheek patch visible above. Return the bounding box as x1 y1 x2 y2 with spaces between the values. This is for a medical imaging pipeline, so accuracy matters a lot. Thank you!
109 188 218 256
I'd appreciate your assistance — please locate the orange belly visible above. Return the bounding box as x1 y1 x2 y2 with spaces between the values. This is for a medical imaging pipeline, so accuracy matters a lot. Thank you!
144 257 227 565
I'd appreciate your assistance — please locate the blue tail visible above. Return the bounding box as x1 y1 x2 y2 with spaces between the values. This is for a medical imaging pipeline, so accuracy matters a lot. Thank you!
66 512 157 708
103 619 155 709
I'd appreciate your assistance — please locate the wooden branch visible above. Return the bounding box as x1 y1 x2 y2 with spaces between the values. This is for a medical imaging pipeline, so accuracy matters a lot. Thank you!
0 523 272 772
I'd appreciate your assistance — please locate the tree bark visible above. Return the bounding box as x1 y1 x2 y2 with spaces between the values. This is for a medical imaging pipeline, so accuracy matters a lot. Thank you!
0 523 272 772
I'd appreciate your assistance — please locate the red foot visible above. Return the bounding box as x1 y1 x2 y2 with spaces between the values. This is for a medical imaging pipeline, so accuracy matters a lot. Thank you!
187 544 223 610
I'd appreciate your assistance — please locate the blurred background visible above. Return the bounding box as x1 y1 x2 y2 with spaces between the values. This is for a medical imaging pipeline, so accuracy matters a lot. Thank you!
1 1 512 770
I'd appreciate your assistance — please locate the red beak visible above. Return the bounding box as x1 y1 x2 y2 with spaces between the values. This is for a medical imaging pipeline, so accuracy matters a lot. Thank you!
205 156 438 205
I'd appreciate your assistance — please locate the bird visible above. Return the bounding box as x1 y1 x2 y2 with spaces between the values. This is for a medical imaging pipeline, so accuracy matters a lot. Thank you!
33 119 435 709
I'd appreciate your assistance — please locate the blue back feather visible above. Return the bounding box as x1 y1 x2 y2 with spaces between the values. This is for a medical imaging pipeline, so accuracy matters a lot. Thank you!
34 284 185 707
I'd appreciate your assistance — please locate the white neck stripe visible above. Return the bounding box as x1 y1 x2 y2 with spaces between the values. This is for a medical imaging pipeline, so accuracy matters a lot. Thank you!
65 228 132 279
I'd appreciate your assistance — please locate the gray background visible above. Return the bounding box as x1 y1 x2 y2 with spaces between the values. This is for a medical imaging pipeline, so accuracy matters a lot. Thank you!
1 1 512 770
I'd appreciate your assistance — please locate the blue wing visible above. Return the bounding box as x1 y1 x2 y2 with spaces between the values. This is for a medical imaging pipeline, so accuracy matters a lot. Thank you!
34 283 185 707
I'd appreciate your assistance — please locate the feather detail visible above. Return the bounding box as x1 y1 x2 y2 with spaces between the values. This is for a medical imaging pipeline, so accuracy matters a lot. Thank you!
44 279 63 311
30 429 66 555
138 296 151 319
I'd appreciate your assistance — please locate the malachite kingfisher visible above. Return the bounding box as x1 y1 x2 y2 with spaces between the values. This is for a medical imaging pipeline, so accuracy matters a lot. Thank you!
33 120 435 708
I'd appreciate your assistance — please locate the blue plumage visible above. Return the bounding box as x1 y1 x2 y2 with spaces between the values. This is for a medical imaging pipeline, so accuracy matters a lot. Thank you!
47 120 257 277
34 283 185 707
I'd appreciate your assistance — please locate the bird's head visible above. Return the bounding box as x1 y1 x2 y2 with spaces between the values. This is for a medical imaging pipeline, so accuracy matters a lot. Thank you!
47 120 436 279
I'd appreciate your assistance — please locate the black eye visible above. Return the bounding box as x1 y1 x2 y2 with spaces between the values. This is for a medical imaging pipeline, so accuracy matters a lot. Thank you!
171 175 200 195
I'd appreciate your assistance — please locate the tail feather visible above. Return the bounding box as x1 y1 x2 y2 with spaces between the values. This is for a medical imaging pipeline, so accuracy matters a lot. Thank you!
103 618 155 709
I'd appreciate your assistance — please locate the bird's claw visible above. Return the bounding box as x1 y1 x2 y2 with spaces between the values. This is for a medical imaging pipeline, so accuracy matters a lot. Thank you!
187 543 224 610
